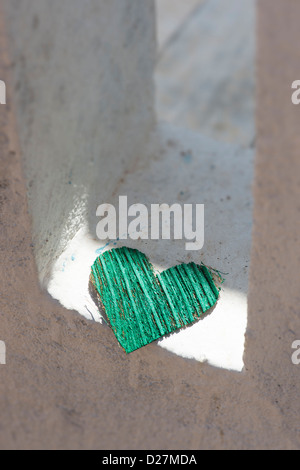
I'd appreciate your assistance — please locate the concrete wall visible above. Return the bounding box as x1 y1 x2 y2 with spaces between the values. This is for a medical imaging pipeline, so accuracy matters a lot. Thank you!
0 0 300 451
246 0 300 436
3 0 156 284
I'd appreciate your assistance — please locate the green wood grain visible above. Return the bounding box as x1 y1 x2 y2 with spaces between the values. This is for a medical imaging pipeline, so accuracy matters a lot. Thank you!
91 247 220 353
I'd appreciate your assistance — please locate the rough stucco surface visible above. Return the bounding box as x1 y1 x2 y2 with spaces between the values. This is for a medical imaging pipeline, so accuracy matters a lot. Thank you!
0 0 300 450
2 0 155 285
246 0 300 438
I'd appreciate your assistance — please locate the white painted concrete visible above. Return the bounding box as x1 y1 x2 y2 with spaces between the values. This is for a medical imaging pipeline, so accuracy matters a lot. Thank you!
155 0 204 49
4 0 156 284
156 0 255 146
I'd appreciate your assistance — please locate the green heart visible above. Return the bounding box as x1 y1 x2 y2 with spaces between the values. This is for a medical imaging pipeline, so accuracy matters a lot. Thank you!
90 247 220 353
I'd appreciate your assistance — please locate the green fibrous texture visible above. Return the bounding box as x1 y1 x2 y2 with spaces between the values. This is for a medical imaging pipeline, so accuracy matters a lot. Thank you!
91 247 220 353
